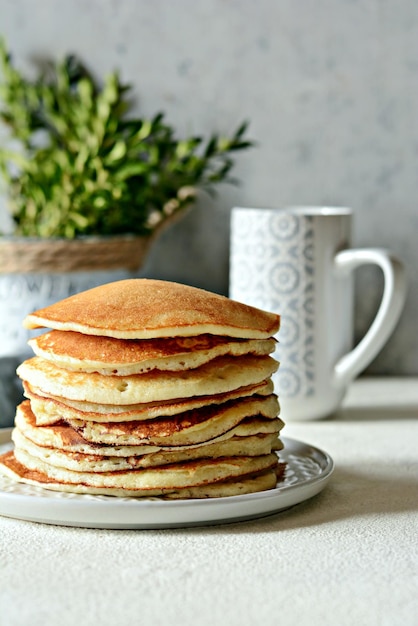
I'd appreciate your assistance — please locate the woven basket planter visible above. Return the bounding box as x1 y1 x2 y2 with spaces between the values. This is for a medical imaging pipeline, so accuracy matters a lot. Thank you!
0 234 153 273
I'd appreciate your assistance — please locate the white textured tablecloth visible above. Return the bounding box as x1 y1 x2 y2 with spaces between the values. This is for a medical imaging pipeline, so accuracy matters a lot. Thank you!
1 377 417 626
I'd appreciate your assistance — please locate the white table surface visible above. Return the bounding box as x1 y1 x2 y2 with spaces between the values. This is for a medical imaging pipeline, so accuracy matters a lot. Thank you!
1 377 417 626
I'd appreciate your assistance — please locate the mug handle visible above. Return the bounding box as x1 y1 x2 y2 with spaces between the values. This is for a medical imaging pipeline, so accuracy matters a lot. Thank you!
333 248 407 386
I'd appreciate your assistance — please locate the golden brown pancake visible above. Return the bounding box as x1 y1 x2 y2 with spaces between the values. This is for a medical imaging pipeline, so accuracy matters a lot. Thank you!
64 395 280 447
17 354 279 405
12 425 283 471
23 379 275 424
10 445 280 493
0 449 285 498
29 331 276 375
14 400 284 457
23 279 280 339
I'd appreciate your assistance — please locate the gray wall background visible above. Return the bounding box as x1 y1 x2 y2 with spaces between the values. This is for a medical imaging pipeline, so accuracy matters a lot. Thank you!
0 0 417 375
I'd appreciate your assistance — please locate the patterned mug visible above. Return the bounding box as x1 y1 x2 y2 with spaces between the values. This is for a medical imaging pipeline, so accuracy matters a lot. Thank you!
229 206 407 420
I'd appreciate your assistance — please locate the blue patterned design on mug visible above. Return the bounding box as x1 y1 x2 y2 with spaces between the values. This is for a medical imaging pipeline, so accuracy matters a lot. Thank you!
271 262 300 293
272 214 315 397
278 368 301 396
271 214 300 240
229 209 316 399
278 316 300 346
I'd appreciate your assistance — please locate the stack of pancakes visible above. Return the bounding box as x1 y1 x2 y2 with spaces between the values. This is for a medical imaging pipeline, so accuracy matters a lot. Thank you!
0 279 285 499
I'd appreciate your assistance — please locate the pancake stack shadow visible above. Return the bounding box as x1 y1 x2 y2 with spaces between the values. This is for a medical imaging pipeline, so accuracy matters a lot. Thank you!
0 279 285 498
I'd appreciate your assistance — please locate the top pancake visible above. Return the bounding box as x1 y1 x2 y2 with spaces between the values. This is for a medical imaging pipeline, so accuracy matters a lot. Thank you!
23 279 280 339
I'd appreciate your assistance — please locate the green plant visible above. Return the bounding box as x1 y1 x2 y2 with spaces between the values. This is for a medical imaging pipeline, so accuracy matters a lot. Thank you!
0 39 252 239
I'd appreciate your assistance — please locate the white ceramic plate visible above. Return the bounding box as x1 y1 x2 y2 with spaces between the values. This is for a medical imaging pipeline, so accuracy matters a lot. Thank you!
0 429 333 529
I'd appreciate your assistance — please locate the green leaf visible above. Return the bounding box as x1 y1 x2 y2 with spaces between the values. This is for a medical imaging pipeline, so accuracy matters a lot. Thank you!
113 162 149 180
105 140 127 163
77 77 94 107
